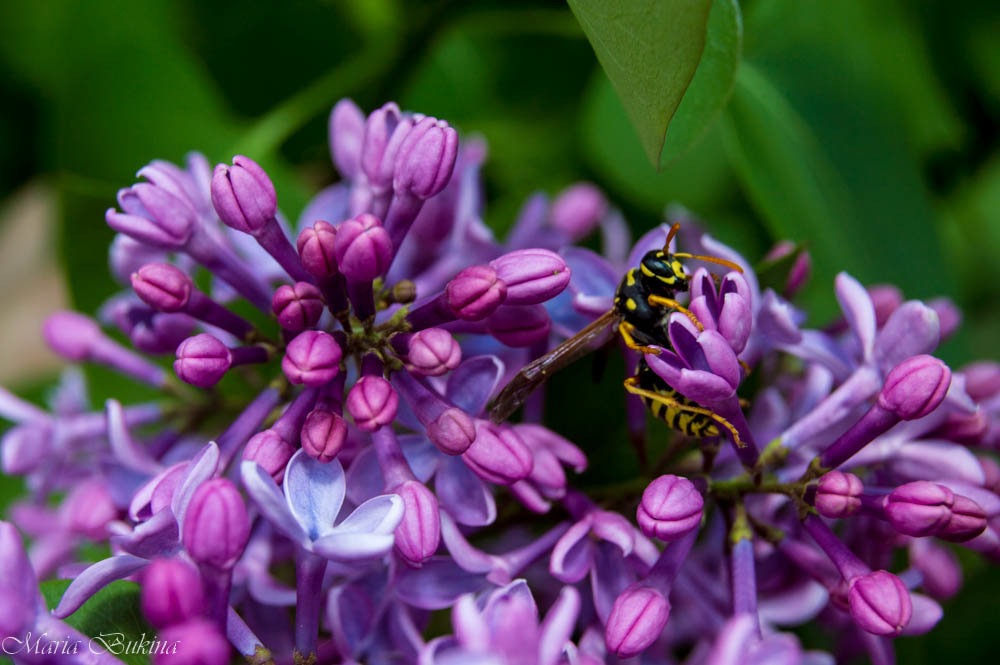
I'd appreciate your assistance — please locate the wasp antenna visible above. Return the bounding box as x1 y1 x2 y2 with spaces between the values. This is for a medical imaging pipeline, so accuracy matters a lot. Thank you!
663 222 681 251
673 253 745 273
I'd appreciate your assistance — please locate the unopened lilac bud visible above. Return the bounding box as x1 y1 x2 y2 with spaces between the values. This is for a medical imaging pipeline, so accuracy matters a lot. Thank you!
487 304 552 347
847 570 912 636
884 481 955 537
814 471 864 519
107 183 195 248
964 362 1000 401
910 540 961 599
361 102 409 191
297 220 339 278
282 330 342 387
605 584 670 658
427 407 476 455
175 334 232 388
63 479 117 540
551 182 606 240
142 558 205 629
301 409 347 462
980 456 1000 494
877 355 951 420
393 116 458 199
939 494 987 543
44 311 104 361
330 98 365 179
394 480 440 566
462 421 533 485
154 618 230 665
785 249 812 298
182 478 249 570
131 263 192 312
489 248 571 305
868 285 903 328
211 155 276 234
272 282 324 332
347 375 398 431
445 265 507 320
637 475 703 541
242 430 296 482
334 213 392 281
405 328 461 376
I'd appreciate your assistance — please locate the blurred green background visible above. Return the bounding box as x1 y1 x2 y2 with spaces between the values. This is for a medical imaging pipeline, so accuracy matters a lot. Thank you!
1 0 998 662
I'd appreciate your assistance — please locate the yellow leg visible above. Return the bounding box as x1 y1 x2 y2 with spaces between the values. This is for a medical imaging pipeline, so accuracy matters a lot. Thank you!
623 377 744 448
646 295 704 331
618 321 662 355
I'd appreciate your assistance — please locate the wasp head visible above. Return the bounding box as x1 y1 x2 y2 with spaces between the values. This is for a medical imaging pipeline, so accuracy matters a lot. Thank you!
638 250 689 292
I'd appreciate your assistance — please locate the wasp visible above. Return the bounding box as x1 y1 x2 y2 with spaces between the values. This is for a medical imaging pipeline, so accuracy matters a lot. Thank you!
488 224 744 445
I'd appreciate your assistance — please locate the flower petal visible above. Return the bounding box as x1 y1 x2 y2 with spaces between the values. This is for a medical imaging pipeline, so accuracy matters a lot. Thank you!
549 520 595 583
835 272 876 361
53 554 148 618
284 450 347 541
240 461 307 545
437 456 496 527
396 557 489 609
336 494 404 535
312 531 395 561
446 355 505 415
874 301 940 375
172 441 219 532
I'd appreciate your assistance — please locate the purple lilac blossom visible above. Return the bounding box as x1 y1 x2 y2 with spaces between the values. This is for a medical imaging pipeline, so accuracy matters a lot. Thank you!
0 99 994 665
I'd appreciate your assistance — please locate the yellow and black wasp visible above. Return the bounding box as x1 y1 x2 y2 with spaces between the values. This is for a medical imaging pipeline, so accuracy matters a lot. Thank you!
488 224 744 445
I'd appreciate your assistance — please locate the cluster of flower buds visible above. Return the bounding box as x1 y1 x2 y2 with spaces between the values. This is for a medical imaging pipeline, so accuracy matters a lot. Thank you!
0 98 996 665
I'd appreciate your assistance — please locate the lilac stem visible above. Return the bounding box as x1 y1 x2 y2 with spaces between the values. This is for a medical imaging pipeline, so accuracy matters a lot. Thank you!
185 225 272 311
347 280 376 321
712 396 760 468
185 291 255 340
802 514 870 581
317 274 350 316
227 605 267 658
730 537 759 635
372 426 415 489
647 528 697 589
90 337 166 387
230 345 270 367
255 220 314 284
218 387 281 467
405 293 453 331
198 564 233 629
384 191 424 264
818 403 899 470
271 387 319 443
294 548 327 658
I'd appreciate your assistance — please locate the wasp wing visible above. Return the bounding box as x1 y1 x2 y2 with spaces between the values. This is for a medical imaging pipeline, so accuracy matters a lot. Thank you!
488 310 621 423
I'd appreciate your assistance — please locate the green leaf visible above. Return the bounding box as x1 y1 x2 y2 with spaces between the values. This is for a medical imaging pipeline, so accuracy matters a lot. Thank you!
660 0 742 167
568 0 713 167
41 579 153 665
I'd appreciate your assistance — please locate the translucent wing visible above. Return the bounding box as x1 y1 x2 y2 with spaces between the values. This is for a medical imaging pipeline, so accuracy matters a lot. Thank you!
488 310 621 423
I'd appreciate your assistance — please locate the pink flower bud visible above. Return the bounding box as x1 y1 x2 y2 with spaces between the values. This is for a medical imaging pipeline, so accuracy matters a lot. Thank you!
181 478 250 570
242 430 296 483
296 220 339 279
43 311 103 361
938 494 987 543
282 330 342 387
393 116 459 199
333 213 392 281
210 156 277 234
868 285 903 328
142 558 205 629
394 480 440 566
329 98 365 179
426 407 476 455
301 409 347 462
346 375 398 431
489 248 570 305
462 421 533 485
405 328 461 376
486 304 552 348
605 584 670 658
847 570 912 636
550 182 606 241
62 479 117 540
271 282 324 332
884 481 954 537
963 361 1000 401
107 183 196 248
174 334 232 388
445 265 507 320
877 355 951 420
637 475 703 542
154 618 230 665
814 471 864 519
131 263 192 312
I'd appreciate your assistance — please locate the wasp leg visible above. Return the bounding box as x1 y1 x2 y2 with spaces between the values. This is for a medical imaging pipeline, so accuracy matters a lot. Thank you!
739 359 752 375
623 377 744 448
619 321 662 355
646 296 704 331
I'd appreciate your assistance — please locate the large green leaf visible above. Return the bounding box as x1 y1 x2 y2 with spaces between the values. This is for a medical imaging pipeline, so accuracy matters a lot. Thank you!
660 0 743 167
41 580 152 665
568 0 713 167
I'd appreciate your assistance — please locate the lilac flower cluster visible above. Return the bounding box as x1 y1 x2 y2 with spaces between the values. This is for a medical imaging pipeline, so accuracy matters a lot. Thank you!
1 97 997 665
